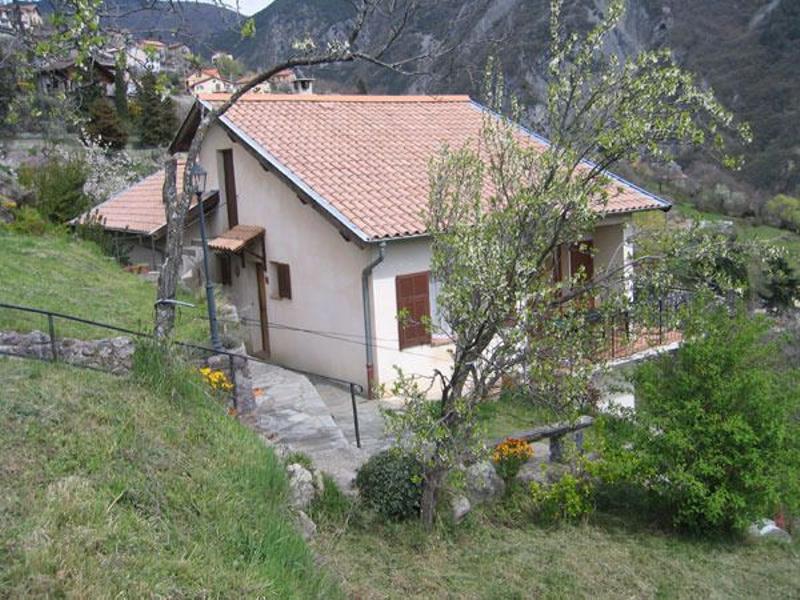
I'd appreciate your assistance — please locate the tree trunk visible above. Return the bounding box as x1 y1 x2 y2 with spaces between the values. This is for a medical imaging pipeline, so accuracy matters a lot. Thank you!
420 466 447 530
154 157 188 338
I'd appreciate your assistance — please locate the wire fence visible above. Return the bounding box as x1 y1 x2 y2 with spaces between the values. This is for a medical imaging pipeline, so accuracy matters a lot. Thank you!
0 302 366 448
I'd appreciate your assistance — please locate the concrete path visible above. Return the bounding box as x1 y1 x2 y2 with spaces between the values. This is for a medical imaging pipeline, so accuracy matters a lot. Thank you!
244 361 383 490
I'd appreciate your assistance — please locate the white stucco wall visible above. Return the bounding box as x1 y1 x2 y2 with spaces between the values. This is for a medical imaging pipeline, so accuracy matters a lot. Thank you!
370 237 454 392
198 124 371 387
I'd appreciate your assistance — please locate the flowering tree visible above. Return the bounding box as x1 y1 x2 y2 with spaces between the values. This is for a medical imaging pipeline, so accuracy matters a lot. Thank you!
386 0 756 529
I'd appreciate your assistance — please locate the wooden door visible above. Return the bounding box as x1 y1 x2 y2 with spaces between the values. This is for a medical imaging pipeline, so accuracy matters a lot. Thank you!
221 149 238 228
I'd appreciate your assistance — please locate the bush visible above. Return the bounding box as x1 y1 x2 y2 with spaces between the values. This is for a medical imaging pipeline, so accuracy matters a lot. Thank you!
5 205 52 236
17 157 90 223
763 194 800 232
601 306 800 533
530 472 595 522
355 449 423 521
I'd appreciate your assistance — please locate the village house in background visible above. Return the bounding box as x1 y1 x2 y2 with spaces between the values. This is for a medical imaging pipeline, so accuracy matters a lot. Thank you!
0 1 42 32
84 94 672 393
186 67 314 96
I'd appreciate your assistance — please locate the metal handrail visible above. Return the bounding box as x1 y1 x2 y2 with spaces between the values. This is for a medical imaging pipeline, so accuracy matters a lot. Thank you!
0 302 365 446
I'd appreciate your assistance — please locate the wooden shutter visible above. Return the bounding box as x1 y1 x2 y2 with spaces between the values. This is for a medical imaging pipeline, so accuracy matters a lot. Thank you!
276 263 292 299
569 241 594 282
221 149 238 227
396 271 431 350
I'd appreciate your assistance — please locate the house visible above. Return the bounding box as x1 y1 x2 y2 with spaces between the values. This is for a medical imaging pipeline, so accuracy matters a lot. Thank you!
77 160 219 271
36 54 116 98
0 2 42 32
185 68 235 95
94 94 671 393
124 39 167 73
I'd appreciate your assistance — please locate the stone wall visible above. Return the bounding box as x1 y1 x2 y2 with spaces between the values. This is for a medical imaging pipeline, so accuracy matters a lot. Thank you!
0 330 256 410
0 330 135 374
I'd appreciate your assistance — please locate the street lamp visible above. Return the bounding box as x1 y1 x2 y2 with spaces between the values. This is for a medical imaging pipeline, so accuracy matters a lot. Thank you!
191 162 222 352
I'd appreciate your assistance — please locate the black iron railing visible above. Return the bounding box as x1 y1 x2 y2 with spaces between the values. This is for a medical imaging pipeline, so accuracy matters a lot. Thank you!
0 302 365 447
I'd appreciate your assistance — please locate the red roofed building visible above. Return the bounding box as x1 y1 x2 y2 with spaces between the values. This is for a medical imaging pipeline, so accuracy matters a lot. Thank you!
99 94 672 391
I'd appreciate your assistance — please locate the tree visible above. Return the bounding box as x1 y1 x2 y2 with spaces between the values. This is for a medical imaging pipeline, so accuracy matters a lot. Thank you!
86 97 128 149
214 55 245 81
113 52 129 122
154 0 442 338
385 0 752 529
601 306 800 532
136 71 177 147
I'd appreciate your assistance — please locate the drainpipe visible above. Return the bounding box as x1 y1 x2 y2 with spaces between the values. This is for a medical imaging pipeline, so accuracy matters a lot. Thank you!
362 241 386 398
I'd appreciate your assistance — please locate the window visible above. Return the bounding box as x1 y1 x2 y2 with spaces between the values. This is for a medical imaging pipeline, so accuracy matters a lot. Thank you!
269 261 291 300
396 271 431 350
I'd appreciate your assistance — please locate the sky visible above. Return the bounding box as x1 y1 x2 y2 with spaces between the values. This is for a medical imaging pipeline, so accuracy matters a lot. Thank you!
220 0 275 16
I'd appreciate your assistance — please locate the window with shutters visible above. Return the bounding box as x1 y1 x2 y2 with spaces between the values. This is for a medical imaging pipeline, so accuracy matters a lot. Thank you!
396 271 431 350
218 255 232 285
269 261 292 300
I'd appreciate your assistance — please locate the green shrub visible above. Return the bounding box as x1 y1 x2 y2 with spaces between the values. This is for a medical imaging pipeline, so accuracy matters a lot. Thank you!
529 472 595 522
5 205 53 236
17 157 90 223
355 449 423 521
601 306 800 533
764 194 800 232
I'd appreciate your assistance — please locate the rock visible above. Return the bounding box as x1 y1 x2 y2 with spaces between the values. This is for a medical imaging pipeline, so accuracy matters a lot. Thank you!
452 495 471 524
464 461 504 505
747 519 792 543
287 463 315 510
295 510 317 540
516 459 549 485
312 468 325 495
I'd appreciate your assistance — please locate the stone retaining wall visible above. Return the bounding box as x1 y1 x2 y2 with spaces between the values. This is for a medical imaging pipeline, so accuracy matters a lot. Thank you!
0 330 135 374
0 331 255 411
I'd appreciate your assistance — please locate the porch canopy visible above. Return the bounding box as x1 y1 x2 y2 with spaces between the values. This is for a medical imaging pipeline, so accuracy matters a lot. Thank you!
208 224 265 253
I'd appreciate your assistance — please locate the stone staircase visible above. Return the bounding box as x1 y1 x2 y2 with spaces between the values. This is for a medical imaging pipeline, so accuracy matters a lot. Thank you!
245 361 385 491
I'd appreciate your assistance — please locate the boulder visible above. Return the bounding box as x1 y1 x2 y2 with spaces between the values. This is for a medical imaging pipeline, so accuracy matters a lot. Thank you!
747 519 792 543
287 463 315 510
464 461 504 505
295 510 317 540
452 495 471 524
516 459 549 486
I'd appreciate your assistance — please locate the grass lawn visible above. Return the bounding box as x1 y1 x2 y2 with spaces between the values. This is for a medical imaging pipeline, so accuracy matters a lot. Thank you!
0 357 341 598
314 506 800 599
0 231 209 342
477 390 560 441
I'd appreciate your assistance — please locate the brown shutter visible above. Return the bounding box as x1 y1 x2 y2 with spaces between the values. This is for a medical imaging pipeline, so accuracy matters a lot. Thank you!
218 255 231 285
277 263 292 299
221 149 238 227
569 241 594 282
396 271 431 350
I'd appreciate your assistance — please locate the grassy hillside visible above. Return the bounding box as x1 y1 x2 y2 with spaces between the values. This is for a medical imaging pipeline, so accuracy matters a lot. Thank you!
0 357 340 597
316 511 799 599
0 231 208 341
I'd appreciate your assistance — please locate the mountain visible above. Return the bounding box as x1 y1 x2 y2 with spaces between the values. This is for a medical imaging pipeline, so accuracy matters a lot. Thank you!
211 0 800 205
38 0 242 53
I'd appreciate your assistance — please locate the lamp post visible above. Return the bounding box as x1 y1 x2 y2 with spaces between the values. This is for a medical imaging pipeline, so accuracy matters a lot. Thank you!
191 163 222 352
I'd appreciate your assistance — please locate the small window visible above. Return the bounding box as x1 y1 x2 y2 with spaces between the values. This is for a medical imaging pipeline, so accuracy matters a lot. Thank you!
270 261 291 300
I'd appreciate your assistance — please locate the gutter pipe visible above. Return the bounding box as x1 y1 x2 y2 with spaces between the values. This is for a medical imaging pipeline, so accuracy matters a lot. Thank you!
362 241 386 398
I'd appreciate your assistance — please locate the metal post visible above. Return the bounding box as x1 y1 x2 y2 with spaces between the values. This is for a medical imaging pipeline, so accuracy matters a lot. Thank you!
197 191 222 351
47 313 57 362
658 298 664 344
350 383 361 449
229 353 237 411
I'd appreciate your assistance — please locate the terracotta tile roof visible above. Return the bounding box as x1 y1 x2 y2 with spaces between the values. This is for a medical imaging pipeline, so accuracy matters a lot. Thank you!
77 161 216 237
209 224 265 253
197 94 670 241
